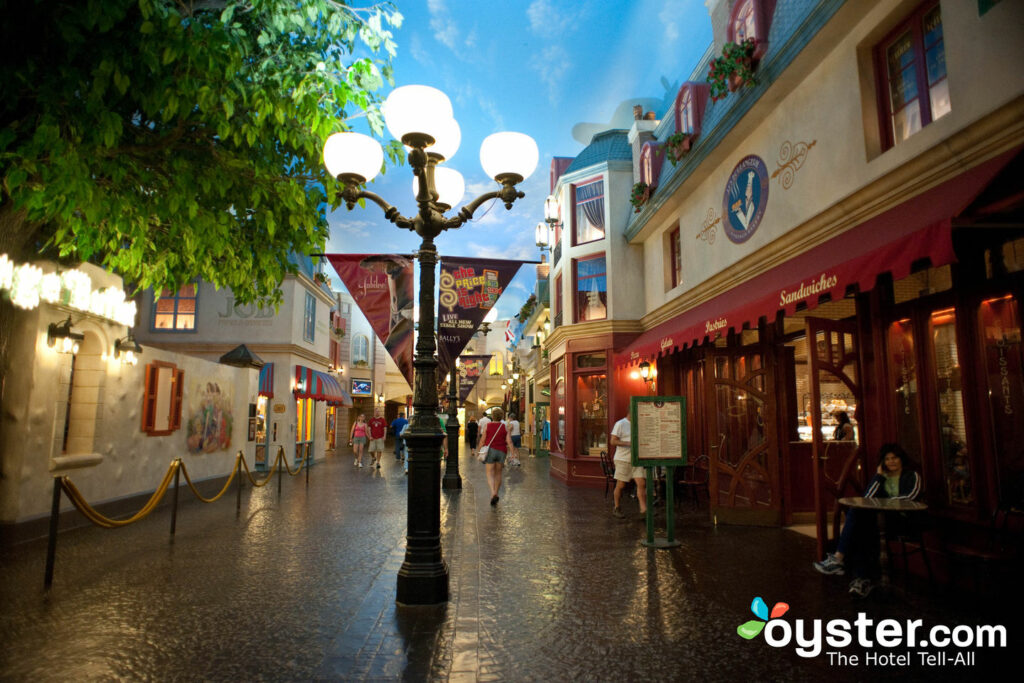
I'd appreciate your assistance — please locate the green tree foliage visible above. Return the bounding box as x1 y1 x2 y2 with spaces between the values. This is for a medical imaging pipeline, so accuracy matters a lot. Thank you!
0 0 404 305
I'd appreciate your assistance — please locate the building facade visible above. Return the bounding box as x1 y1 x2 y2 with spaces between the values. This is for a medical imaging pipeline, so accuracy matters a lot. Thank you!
544 0 1024 560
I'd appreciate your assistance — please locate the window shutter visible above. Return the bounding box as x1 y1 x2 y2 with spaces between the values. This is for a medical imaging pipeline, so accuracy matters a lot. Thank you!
170 369 184 430
143 364 159 432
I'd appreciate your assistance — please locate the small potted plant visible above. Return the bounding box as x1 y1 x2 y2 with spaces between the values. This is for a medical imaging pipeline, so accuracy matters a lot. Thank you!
665 131 693 165
630 182 650 212
707 38 758 102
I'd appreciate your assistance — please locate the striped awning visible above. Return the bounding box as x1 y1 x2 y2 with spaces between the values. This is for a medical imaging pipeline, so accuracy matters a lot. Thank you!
258 363 274 398
294 365 352 406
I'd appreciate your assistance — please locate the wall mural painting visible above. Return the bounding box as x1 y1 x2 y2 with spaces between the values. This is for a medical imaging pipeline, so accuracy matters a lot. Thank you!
696 208 721 245
772 139 817 190
186 380 233 454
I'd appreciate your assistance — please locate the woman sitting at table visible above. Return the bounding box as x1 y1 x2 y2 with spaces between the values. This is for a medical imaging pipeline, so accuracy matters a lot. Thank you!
813 443 921 598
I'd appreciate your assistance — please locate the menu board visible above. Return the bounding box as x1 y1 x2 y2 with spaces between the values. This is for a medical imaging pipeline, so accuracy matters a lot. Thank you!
630 396 687 466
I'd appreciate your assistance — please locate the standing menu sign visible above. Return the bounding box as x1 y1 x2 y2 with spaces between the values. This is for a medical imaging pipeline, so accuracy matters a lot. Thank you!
628 395 687 550
630 396 687 466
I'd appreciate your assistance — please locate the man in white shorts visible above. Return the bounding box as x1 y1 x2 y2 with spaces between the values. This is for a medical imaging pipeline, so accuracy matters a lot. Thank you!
610 414 646 519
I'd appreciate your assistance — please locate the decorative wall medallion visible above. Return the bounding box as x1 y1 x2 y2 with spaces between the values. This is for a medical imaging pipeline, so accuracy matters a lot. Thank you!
696 208 720 245
771 139 816 189
723 155 769 243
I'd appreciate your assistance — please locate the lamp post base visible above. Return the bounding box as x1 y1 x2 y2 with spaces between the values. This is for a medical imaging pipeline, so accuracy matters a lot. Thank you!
396 562 449 606
442 473 462 490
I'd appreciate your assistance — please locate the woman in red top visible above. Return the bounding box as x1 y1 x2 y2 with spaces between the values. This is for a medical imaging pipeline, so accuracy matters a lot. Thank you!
478 407 513 506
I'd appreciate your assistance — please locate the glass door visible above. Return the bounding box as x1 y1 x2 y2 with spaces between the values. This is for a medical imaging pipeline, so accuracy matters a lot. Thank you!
806 318 866 560
534 402 550 457
255 396 269 472
705 346 779 525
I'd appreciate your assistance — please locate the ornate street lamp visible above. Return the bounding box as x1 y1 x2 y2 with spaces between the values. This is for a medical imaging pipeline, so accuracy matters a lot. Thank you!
535 221 550 254
323 85 537 605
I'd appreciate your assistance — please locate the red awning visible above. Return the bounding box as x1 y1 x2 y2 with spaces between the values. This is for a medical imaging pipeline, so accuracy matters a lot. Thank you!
294 365 352 406
616 148 1017 367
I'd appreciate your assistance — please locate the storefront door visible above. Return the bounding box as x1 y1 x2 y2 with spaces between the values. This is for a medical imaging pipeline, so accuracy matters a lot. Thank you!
534 402 550 457
705 346 780 525
806 318 866 559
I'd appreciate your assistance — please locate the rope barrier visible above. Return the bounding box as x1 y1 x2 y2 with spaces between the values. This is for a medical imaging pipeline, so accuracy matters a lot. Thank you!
58 448 310 528
46 447 316 587
58 460 179 528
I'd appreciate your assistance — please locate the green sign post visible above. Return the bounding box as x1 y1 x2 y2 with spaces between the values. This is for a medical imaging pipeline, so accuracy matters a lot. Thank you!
629 395 687 548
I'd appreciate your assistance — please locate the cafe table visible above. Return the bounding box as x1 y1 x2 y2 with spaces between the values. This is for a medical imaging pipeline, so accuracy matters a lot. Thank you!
838 496 928 589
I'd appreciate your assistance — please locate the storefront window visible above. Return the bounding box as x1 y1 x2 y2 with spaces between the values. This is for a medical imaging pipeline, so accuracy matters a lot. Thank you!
576 374 607 456
576 353 606 368
555 359 566 453
887 319 922 468
928 308 970 504
979 295 1024 502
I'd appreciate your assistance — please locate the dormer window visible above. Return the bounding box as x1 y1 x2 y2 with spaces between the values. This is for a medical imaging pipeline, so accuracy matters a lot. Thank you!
727 0 771 60
673 82 710 138
639 142 664 189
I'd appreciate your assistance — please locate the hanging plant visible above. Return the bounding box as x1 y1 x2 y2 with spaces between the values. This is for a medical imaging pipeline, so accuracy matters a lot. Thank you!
665 131 694 166
707 38 758 102
630 182 650 212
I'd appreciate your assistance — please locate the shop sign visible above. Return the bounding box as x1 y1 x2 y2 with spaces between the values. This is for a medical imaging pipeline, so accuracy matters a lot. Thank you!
273 403 287 414
723 155 769 244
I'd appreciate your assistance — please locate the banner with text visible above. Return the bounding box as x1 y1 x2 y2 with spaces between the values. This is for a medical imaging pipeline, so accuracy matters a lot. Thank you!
326 254 414 388
437 256 527 378
457 355 491 403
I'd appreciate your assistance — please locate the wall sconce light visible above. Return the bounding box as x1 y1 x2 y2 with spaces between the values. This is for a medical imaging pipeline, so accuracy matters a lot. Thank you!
500 382 507 391
377 392 385 404
47 316 84 354
114 331 142 366
639 361 655 386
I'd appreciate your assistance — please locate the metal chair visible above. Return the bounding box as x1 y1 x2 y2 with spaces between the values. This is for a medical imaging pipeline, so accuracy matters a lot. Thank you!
598 450 616 498
677 454 710 508
944 500 1023 593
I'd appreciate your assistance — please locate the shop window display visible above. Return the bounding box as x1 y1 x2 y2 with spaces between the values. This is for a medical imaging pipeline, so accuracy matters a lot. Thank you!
576 374 607 457
979 295 1024 502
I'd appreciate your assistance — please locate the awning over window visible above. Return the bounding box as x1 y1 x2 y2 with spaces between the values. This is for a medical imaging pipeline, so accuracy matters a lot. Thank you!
616 148 1018 367
294 365 352 406
258 363 274 398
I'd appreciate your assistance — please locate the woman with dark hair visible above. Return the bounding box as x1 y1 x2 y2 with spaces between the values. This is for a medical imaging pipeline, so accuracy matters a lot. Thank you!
813 443 921 598
832 411 855 441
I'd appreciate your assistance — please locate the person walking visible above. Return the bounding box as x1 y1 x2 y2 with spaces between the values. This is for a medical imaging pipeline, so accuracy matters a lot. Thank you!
478 407 511 506
610 414 646 519
349 413 368 467
507 413 522 467
367 408 388 469
466 416 479 451
390 411 408 461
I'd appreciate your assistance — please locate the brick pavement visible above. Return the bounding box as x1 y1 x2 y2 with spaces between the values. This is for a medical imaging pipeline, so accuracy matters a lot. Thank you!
0 448 1017 681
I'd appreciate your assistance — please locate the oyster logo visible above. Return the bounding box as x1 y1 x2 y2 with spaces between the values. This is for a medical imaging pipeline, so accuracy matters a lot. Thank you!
706 318 727 334
738 596 790 640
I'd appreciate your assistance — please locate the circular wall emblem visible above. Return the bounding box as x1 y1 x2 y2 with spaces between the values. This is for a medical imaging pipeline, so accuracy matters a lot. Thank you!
723 155 769 243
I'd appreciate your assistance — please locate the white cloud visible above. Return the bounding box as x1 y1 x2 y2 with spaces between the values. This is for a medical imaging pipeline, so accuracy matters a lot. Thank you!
464 27 477 50
527 0 573 38
409 34 433 67
464 241 536 261
327 217 375 238
659 1 682 43
427 0 459 49
530 45 570 107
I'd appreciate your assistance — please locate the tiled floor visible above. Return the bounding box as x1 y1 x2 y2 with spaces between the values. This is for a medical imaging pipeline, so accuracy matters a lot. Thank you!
0 448 1017 681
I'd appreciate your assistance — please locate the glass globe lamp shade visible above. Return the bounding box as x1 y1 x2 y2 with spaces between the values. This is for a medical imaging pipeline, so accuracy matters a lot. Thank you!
479 132 538 181
413 167 465 208
544 195 559 222
383 85 453 143
323 132 384 182
535 222 549 248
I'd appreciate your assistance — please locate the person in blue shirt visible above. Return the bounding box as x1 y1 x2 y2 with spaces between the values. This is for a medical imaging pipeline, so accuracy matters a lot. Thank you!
390 412 408 461
813 443 922 598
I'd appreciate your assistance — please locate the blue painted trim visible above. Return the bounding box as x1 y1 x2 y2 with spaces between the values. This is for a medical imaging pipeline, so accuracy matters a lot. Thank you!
624 0 848 242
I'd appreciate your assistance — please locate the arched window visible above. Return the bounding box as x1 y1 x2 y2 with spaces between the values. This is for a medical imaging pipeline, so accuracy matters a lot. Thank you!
639 142 664 188
727 0 771 60
353 334 369 365
673 82 710 138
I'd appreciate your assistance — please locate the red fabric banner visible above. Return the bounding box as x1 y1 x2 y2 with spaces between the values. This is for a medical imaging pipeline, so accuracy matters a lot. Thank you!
326 254 414 387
